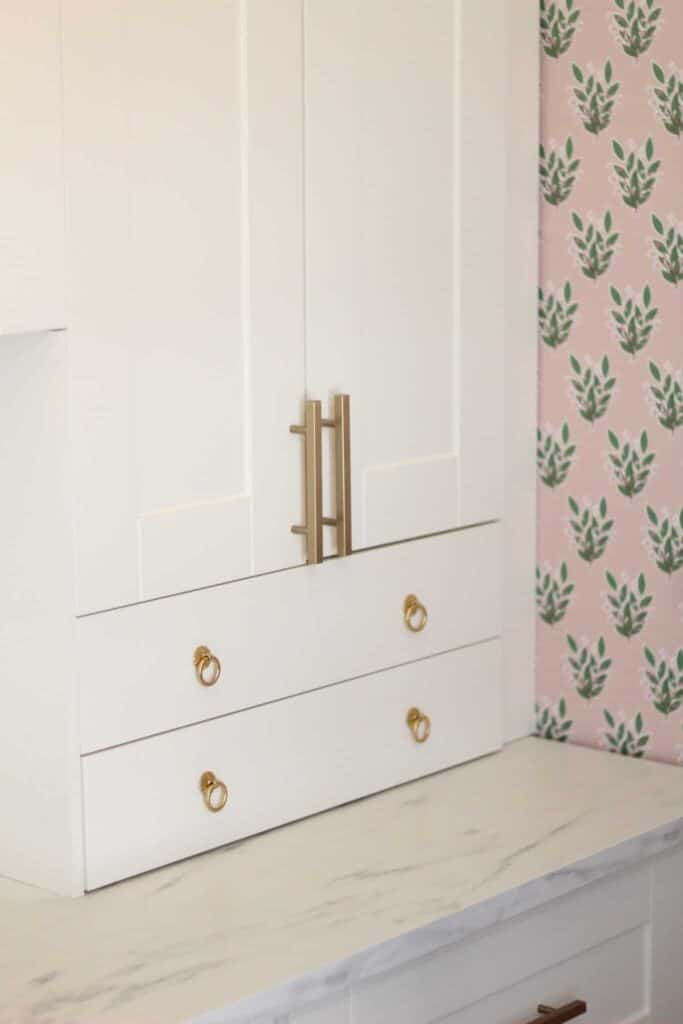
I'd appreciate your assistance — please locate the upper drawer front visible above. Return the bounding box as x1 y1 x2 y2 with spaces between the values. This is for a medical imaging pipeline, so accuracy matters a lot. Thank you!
82 641 503 889
78 524 501 752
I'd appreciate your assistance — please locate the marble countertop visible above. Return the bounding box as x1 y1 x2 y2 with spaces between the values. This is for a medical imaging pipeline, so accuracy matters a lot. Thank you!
2 738 683 1024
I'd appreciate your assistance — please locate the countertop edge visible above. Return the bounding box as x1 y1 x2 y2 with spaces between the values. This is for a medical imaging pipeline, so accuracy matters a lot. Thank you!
195 815 683 1024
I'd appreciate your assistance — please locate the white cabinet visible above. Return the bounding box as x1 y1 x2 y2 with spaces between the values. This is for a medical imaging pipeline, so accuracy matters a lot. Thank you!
63 0 506 614
0 0 537 894
281 859 672 1024
0 1 65 336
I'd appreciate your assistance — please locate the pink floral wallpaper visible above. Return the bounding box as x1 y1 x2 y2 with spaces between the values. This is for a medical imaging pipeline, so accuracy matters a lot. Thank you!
536 0 683 762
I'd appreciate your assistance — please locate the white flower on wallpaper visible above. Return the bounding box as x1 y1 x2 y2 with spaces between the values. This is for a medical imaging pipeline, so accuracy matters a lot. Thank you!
538 0 682 765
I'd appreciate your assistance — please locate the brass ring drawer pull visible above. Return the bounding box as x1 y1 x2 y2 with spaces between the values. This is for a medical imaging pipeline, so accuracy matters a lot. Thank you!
194 646 221 687
404 594 428 633
526 1001 587 1024
406 707 431 743
200 771 228 812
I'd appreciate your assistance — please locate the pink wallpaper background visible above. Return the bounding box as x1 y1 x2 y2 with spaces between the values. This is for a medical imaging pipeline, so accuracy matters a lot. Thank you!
536 0 683 763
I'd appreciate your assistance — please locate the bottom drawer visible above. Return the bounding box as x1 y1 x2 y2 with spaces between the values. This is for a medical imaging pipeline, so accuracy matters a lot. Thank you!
82 640 502 889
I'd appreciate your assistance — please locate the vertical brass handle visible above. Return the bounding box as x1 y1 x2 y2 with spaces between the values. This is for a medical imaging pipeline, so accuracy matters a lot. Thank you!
525 1001 587 1024
290 400 324 564
291 394 351 564
200 771 228 812
333 394 352 557
194 646 221 687
406 707 431 743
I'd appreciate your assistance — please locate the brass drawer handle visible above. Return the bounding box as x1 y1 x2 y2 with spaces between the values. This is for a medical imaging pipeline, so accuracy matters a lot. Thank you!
525 1001 587 1024
194 646 221 687
406 707 431 743
200 771 228 812
404 594 428 633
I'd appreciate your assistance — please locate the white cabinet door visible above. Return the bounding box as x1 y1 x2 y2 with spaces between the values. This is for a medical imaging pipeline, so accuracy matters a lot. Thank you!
302 0 506 553
65 0 506 612
63 1 307 612
0 0 65 336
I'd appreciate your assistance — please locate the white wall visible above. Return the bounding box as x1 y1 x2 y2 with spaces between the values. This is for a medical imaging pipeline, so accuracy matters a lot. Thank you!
0 333 81 894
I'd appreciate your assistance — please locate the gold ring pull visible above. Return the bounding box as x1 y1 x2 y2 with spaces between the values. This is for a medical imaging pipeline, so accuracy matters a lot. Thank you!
406 707 431 743
200 771 228 812
404 594 428 633
194 646 221 687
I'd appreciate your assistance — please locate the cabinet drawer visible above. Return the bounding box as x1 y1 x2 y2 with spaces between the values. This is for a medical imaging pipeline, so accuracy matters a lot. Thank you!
82 641 502 889
78 524 501 752
447 929 646 1024
353 866 651 1024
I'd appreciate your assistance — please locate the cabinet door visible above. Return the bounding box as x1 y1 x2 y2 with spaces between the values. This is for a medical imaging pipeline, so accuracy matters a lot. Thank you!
63 1 306 612
0 0 65 336
303 0 505 554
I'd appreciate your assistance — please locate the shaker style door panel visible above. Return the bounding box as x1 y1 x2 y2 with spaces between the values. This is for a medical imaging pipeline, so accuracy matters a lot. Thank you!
0 0 65 336
63 0 306 613
302 0 506 555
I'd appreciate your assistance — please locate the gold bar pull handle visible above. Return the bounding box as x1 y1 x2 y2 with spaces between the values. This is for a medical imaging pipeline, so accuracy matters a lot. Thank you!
333 393 352 557
290 400 323 565
526 1001 587 1024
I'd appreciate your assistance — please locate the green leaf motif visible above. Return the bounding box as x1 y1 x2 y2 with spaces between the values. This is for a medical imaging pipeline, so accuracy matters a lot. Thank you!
537 423 576 488
572 210 619 279
644 506 683 575
569 353 616 422
536 563 575 626
568 495 614 563
604 570 653 638
535 698 573 742
572 61 621 135
650 63 683 138
602 708 650 757
650 214 683 286
567 634 612 700
540 0 582 58
538 282 579 349
612 0 662 58
606 429 655 498
648 361 683 433
644 646 683 717
609 283 659 356
540 138 581 206
611 137 660 209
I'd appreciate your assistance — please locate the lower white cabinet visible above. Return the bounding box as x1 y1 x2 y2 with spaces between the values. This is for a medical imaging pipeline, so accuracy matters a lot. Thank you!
286 858 671 1024
353 866 649 1024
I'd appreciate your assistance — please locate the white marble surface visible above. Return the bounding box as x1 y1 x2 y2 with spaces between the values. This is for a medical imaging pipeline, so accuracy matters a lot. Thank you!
2 738 683 1024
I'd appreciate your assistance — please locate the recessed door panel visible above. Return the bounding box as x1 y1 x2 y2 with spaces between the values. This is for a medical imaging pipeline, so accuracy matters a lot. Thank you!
303 0 505 553
64 0 306 612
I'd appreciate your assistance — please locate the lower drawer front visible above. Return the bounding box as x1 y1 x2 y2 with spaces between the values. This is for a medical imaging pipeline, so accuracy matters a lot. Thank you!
82 641 502 889
78 524 501 752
